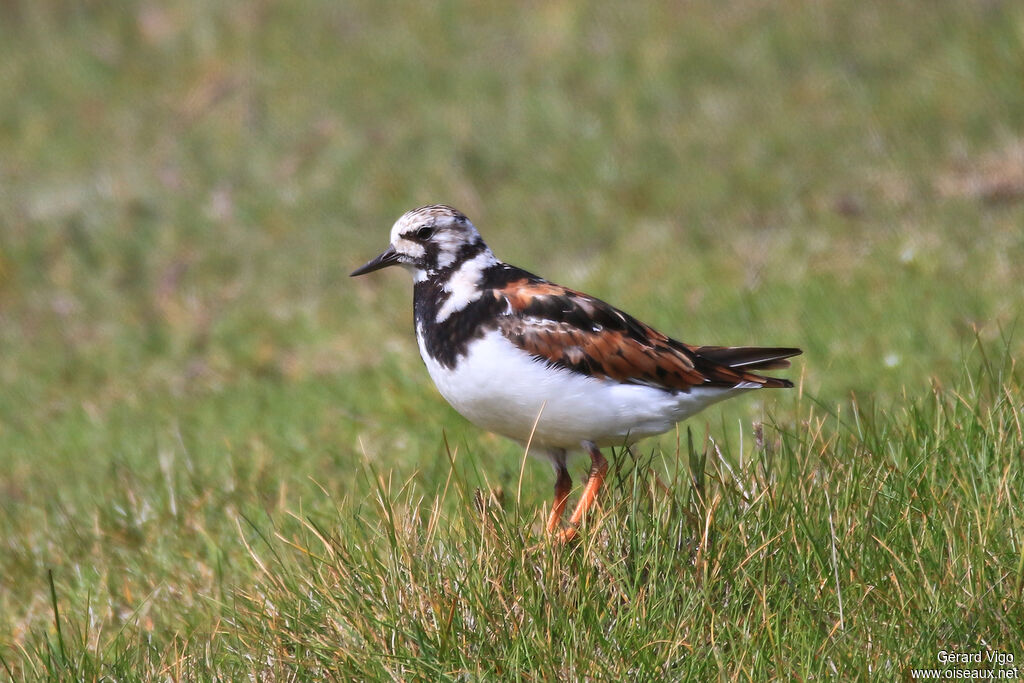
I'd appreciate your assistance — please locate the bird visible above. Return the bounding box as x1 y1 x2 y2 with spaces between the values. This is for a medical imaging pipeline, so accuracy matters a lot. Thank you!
351 205 801 542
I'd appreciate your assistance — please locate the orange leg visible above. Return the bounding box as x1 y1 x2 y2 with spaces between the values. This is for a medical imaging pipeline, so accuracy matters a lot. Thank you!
556 441 609 543
545 465 572 533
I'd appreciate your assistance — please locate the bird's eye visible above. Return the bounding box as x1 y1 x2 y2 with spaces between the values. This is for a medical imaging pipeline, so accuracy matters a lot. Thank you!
415 226 434 240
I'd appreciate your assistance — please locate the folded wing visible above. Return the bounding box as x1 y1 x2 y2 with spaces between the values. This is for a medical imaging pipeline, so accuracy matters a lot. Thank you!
494 277 800 391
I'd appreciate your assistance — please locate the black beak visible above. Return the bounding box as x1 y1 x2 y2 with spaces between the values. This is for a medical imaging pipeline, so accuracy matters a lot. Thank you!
350 245 400 276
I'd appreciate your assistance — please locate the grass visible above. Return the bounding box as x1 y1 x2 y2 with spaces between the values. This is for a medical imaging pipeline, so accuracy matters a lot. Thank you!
1 0 1023 679
232 356 1023 680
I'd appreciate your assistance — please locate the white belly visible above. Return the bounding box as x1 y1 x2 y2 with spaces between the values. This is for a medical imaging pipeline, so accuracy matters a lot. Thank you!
416 329 749 450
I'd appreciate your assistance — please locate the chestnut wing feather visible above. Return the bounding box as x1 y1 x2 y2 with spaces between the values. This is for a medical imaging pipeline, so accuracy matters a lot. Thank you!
494 280 767 391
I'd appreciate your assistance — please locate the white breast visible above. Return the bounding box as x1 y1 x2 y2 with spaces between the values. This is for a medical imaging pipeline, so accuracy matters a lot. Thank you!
415 328 749 450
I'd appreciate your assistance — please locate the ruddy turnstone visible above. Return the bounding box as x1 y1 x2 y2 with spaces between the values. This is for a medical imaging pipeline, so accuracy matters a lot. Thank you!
352 205 800 542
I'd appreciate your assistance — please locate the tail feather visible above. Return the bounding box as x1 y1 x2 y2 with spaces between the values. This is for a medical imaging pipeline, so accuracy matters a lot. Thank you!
694 346 802 388
695 345 801 370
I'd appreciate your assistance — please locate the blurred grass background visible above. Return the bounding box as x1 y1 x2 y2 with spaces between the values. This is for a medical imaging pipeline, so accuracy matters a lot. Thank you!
1 0 1022 677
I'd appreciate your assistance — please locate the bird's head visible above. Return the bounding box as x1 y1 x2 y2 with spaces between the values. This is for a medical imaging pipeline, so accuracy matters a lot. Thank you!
351 204 491 281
